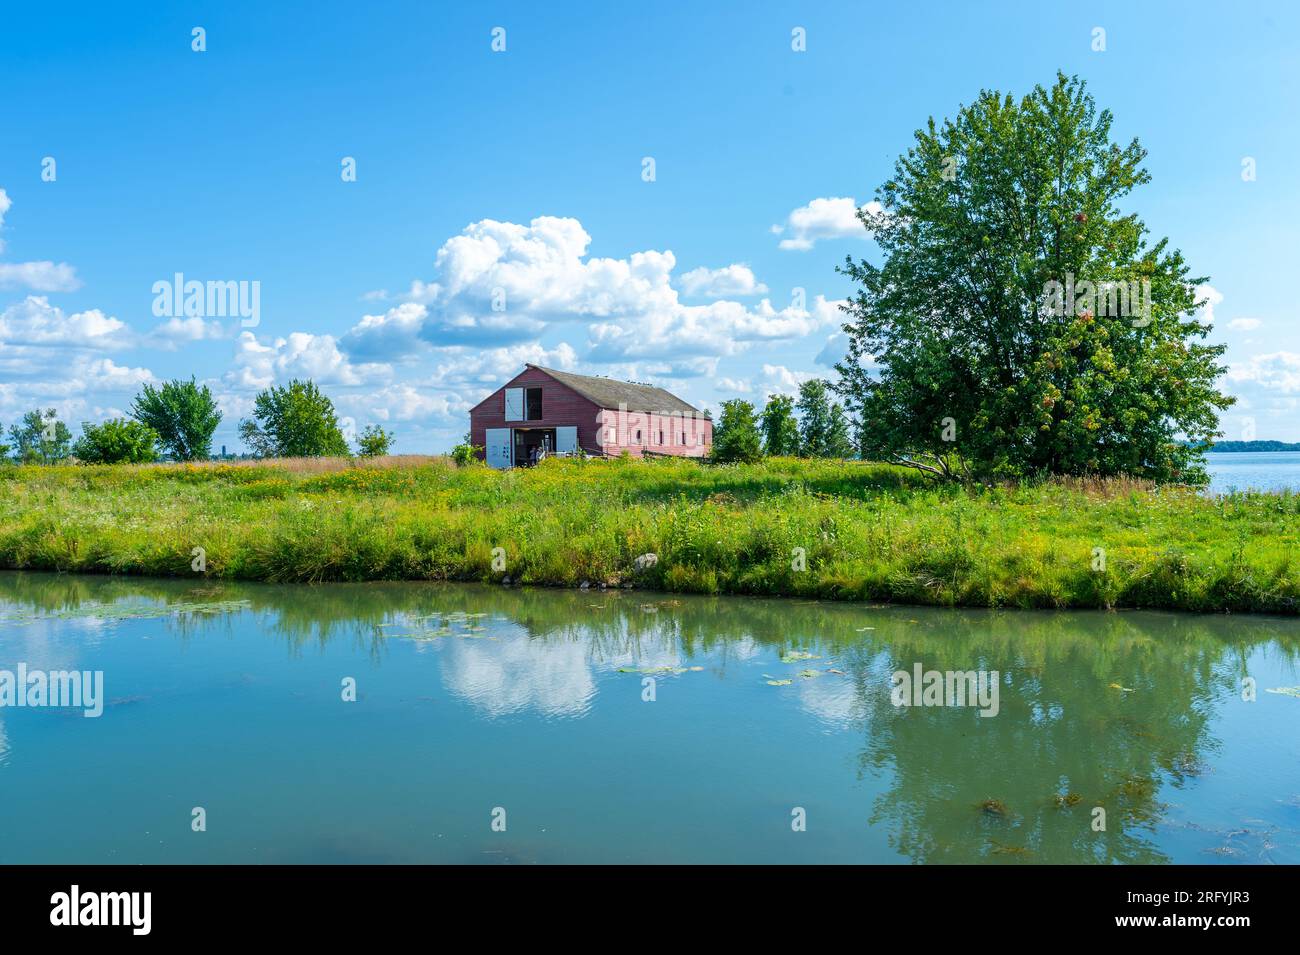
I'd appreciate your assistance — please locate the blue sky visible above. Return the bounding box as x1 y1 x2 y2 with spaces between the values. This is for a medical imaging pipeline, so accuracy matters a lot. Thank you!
1 0 1297 451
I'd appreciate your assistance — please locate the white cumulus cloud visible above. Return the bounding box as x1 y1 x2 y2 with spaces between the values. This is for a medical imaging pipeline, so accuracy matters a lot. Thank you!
0 295 127 349
430 341 579 391
1226 351 1300 395
345 216 839 366
345 384 470 424
148 315 229 348
0 261 81 292
0 189 80 290
226 331 391 391
1193 284 1224 325
760 363 819 395
679 263 767 298
773 197 882 251
80 357 155 390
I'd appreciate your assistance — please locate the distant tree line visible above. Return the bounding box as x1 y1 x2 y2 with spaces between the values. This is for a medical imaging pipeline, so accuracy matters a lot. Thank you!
1202 440 1300 453
1 377 394 465
710 378 854 464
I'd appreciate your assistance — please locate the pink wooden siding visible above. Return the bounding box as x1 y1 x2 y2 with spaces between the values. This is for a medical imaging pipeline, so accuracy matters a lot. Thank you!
469 366 604 455
594 408 712 458
469 366 712 460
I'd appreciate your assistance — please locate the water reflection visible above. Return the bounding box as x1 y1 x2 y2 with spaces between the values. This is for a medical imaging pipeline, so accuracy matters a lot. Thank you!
1 572 1298 864
440 631 597 719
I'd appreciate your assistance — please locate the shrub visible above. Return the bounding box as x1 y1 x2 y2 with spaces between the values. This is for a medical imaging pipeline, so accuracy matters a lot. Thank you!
356 425 394 457
451 443 483 466
73 419 161 464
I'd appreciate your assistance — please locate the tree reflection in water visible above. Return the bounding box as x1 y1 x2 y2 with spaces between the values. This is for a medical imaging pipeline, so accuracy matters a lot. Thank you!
2 571 1296 864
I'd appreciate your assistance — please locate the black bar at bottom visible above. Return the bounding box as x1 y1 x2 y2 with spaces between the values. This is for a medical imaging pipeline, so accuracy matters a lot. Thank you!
0 864 1282 940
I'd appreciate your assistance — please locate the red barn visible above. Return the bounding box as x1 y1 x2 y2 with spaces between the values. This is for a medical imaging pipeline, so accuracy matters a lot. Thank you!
469 364 712 468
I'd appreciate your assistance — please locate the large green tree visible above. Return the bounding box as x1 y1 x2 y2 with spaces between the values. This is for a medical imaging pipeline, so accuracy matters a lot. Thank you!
239 379 350 458
711 399 763 464
130 378 223 461
759 394 800 456
825 403 855 459
795 380 829 457
8 409 72 464
835 73 1232 484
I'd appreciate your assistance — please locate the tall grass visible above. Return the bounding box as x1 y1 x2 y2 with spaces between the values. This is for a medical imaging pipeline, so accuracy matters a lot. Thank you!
0 456 1296 613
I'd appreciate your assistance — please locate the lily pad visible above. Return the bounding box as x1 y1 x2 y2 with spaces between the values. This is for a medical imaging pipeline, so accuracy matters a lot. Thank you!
979 798 1010 817
989 841 1031 856
0 598 252 625
780 650 819 663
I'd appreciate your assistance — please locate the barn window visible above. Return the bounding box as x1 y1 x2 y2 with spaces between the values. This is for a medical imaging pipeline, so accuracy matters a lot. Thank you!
525 387 543 420
635 429 642 443
658 430 663 444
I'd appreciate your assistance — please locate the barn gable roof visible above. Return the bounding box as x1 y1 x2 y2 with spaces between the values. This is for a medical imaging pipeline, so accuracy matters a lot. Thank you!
527 365 702 415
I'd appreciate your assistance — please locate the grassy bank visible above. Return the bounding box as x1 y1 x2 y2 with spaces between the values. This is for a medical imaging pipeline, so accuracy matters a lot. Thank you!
0 456 1297 613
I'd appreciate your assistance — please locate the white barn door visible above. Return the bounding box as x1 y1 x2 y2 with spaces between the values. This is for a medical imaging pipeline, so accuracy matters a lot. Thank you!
504 388 525 421
555 426 577 454
485 428 512 469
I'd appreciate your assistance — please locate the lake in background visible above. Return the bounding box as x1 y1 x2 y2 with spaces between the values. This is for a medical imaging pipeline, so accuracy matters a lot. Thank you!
1205 451 1300 494
1 572 1298 864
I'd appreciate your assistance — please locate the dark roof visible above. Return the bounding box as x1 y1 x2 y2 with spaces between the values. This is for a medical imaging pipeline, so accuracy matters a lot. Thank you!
528 365 702 415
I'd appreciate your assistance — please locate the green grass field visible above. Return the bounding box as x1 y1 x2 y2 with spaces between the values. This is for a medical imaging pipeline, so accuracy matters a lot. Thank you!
1 455 1297 613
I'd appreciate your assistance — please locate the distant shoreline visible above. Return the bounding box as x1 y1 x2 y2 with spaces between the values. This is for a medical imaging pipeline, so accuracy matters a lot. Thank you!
1203 442 1300 453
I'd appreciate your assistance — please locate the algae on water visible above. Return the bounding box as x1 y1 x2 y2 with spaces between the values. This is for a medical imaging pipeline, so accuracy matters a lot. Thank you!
0 598 251 626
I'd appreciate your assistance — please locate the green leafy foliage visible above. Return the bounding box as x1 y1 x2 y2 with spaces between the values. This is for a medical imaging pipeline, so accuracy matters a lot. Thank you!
711 399 763 464
796 380 854 458
356 424 394 457
73 419 161 464
835 73 1232 484
759 394 800 456
450 431 483 466
797 380 832 456
826 403 855 459
7 409 72 464
450 443 482 466
238 379 350 458
130 378 222 461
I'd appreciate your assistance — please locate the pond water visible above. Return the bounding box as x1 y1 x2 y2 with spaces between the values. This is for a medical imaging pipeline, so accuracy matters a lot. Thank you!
1 572 1298 864
1205 451 1300 494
